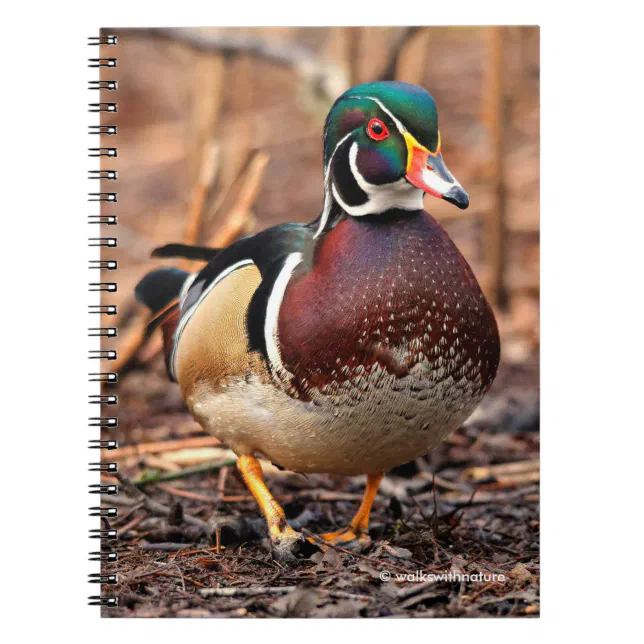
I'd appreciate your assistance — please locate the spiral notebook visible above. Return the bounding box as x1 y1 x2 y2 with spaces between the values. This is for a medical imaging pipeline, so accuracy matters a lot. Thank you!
89 27 540 617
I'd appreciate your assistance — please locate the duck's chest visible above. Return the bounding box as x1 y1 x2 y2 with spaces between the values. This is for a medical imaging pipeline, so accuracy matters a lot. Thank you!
277 211 499 404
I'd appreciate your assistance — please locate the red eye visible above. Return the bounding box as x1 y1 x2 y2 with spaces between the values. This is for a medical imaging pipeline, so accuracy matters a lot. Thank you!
367 118 389 141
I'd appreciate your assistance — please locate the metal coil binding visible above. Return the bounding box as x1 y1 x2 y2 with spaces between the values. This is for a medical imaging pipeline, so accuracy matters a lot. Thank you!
90 506 118 518
89 439 118 450
88 148 118 157
89 259 118 270
89 304 117 315
89 33 119 608
89 551 119 563
88 217 118 226
89 282 117 293
88 372 118 383
89 103 118 113
88 58 117 68
88 596 119 607
88 35 118 46
88 80 118 91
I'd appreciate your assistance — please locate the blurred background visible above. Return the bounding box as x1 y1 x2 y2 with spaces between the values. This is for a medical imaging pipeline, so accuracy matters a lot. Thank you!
103 26 539 375
98 27 540 617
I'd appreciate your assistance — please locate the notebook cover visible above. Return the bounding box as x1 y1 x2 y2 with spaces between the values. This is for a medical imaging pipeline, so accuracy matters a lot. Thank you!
91 26 540 618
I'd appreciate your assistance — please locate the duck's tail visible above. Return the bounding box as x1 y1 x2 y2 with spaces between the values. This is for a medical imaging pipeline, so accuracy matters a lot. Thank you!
135 267 192 374
135 243 223 375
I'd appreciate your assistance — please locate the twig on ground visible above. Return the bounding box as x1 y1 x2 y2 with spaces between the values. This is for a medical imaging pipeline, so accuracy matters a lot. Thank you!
414 484 539 506
139 542 195 552
113 436 222 460
117 512 146 538
133 459 237 486
156 485 218 504
199 585 371 602
460 459 540 485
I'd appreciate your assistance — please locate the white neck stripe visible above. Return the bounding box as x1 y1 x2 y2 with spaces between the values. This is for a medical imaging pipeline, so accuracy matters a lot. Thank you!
335 142 423 216
265 252 303 381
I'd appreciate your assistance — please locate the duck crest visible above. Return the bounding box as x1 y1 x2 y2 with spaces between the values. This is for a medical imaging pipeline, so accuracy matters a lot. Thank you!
278 209 500 400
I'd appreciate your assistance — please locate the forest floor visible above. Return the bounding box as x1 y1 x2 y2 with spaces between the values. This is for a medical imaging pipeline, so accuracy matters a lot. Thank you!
101 352 539 618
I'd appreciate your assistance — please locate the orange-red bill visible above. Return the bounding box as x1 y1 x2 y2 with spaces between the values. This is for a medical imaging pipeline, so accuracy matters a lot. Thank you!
404 132 469 209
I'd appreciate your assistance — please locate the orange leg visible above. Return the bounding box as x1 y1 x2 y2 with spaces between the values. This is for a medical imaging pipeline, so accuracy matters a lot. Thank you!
317 472 384 544
237 455 300 547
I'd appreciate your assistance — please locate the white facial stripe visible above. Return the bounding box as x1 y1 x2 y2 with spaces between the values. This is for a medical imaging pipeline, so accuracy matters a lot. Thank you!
361 96 407 135
265 252 303 380
334 141 423 216
170 259 254 379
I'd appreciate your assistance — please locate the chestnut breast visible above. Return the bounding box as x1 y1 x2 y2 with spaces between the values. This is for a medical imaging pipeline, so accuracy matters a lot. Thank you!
278 210 499 398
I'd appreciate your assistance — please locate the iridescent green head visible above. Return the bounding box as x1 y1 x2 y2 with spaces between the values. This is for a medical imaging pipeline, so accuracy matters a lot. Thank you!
317 81 468 233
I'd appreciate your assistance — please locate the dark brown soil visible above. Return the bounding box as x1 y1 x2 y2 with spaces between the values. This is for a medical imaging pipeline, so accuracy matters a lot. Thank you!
101 353 539 618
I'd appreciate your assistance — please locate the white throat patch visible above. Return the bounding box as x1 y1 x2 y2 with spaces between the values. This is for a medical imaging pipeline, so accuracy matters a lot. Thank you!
332 141 423 217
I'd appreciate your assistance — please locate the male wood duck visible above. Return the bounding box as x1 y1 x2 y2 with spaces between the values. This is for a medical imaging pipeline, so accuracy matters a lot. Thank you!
136 81 500 561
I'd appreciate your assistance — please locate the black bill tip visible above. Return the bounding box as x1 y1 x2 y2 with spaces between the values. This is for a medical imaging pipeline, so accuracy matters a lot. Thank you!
443 185 470 210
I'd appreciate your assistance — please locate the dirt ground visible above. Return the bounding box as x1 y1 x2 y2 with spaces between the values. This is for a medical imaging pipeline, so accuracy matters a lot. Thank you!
101 350 539 618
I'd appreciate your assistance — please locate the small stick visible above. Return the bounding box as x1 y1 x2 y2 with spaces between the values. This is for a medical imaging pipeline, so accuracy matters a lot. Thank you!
156 485 217 504
139 455 182 473
117 512 146 538
483 26 509 308
155 570 205 589
113 436 222 460
467 581 502 603
181 142 220 269
219 491 364 504
109 314 149 375
139 542 193 552
199 586 371 602
133 459 237 486
216 465 230 501
205 150 270 248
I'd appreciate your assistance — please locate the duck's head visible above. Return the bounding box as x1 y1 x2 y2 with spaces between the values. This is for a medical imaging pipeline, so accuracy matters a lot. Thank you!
317 81 468 232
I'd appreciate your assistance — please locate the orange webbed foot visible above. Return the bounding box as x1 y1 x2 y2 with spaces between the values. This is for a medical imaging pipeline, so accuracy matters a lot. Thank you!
307 472 384 550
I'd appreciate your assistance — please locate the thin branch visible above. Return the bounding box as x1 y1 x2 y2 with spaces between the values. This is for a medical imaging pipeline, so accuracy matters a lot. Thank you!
133 460 237 486
120 28 348 105
199 585 372 602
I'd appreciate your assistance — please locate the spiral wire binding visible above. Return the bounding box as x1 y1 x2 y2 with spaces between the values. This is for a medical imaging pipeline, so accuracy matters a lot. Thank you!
88 34 119 608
